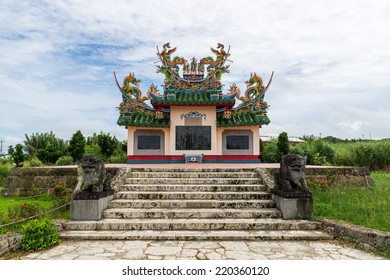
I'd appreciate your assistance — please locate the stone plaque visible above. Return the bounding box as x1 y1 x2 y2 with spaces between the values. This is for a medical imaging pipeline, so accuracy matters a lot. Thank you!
185 116 202 126
176 126 211 150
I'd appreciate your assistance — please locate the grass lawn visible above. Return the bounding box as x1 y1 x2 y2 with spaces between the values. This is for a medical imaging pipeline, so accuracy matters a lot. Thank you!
311 172 390 232
0 193 54 214
0 187 70 234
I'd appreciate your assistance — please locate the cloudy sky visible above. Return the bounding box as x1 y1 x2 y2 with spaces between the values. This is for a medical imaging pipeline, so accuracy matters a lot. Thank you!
1 0 389 151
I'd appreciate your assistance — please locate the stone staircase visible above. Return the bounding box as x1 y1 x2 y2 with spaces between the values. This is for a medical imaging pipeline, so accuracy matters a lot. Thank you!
61 168 332 241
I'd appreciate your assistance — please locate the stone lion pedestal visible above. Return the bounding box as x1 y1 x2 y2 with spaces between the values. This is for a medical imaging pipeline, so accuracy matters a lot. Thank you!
271 189 313 220
71 190 114 221
272 154 313 220
70 156 114 221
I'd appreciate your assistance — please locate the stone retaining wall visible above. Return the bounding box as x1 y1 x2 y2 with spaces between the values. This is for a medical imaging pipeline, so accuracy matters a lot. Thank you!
2 166 373 197
0 233 22 256
268 166 373 188
1 167 120 197
305 167 373 188
322 219 390 252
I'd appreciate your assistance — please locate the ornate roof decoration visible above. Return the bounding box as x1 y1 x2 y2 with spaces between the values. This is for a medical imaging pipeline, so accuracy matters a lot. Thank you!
180 111 207 120
115 43 272 128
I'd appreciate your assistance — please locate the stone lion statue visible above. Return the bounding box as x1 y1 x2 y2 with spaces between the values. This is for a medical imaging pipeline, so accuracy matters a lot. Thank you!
73 156 112 196
275 154 310 192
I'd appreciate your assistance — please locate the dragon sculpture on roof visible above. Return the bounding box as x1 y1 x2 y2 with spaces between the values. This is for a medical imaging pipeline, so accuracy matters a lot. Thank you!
115 43 273 125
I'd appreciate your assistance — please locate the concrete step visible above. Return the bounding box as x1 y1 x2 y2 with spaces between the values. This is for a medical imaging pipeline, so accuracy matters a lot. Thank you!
119 184 266 192
114 191 271 200
127 172 258 178
60 229 333 241
103 208 282 219
63 219 322 231
125 178 262 185
108 199 276 209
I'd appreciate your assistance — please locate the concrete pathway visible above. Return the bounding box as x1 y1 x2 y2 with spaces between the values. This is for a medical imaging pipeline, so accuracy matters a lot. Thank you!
22 240 384 260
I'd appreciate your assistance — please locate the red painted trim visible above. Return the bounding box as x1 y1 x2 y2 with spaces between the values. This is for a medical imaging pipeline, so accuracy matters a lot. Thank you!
128 155 258 160
128 155 184 160
203 155 259 160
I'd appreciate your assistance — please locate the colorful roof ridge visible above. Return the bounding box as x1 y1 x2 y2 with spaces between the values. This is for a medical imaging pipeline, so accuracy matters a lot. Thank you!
115 43 272 128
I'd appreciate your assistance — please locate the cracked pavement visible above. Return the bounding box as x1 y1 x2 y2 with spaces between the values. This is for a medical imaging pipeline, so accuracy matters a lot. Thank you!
22 240 385 260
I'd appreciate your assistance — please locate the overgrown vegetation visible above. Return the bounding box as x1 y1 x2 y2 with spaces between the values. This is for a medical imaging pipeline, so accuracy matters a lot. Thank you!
261 136 390 171
7 202 44 222
310 172 390 232
1 194 55 224
331 140 390 171
7 131 128 166
0 182 72 234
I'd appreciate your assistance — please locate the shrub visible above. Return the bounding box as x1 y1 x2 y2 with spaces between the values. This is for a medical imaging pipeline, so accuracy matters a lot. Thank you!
7 202 44 221
107 147 127 163
262 139 280 163
50 183 71 201
23 157 43 167
55 155 74 166
84 143 105 160
107 154 127 163
306 178 329 190
289 145 305 156
308 139 335 164
20 218 60 251
287 139 335 165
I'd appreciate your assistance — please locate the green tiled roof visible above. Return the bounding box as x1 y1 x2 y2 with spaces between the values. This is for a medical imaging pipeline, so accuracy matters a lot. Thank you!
216 110 270 127
117 111 170 127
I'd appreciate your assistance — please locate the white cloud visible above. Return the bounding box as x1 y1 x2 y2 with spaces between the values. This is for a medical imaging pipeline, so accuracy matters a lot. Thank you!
1 0 390 149
337 121 366 131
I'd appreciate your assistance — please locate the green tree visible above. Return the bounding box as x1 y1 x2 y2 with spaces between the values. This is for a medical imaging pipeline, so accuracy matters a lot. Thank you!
36 143 62 164
23 132 68 165
11 144 25 167
259 138 265 162
277 132 289 157
97 133 117 159
68 130 86 162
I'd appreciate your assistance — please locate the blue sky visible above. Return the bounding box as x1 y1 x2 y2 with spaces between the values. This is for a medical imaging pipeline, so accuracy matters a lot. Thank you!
1 0 390 152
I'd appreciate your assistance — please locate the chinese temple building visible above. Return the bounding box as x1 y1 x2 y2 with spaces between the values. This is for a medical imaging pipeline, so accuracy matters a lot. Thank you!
115 43 273 164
